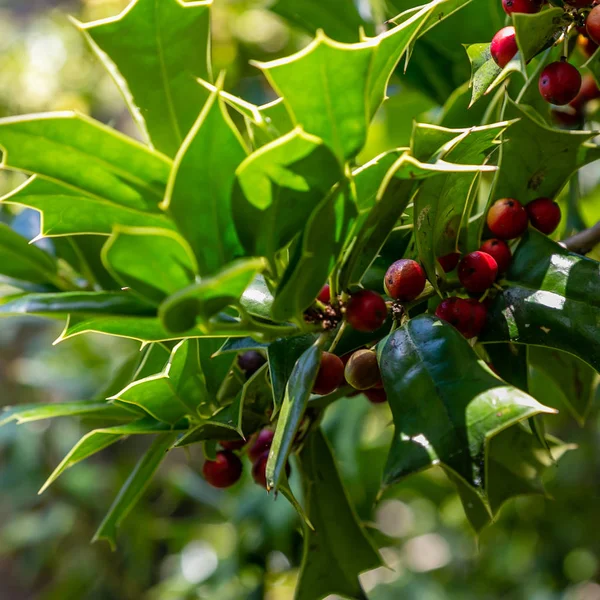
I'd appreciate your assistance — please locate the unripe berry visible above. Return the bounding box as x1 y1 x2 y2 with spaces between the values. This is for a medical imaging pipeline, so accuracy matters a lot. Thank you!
248 429 274 462
435 297 488 339
526 197 562 234
458 251 498 293
220 438 247 451
587 7 600 44
317 284 331 303
344 349 381 390
438 252 461 273
345 290 387 332
479 239 512 273
312 352 345 395
252 450 291 488
502 0 542 14
238 350 266 378
202 450 243 488
487 198 529 239
539 61 582 106
365 388 387 404
491 27 518 68
384 259 426 302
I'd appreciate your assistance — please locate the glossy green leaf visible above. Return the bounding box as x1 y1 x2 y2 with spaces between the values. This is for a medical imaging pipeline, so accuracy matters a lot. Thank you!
0 112 170 212
232 128 342 264
268 334 317 412
159 258 266 334
215 337 268 356
162 84 248 274
481 230 600 373
0 401 136 427
102 227 197 304
271 0 372 43
295 428 382 600
379 315 554 489
39 418 179 494
272 184 356 322
93 432 178 549
77 0 212 156
0 222 59 285
513 8 566 65
414 122 508 289
240 275 274 321
266 339 324 491
111 339 209 424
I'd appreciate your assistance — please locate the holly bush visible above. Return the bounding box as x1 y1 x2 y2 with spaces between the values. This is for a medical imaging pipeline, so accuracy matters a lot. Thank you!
1 0 600 598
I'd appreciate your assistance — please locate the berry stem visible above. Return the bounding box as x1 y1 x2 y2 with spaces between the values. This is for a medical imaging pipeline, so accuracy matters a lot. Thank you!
328 321 347 353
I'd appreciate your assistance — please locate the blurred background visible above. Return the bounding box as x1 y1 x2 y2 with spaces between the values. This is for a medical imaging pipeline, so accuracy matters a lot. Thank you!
0 1 599 599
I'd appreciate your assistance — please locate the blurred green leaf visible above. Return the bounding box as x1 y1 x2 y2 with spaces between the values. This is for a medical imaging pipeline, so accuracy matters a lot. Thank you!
77 0 212 156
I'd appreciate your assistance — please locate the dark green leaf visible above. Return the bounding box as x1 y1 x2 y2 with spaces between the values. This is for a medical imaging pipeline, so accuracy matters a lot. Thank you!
379 315 554 489
76 0 212 156
513 8 567 66
295 428 382 600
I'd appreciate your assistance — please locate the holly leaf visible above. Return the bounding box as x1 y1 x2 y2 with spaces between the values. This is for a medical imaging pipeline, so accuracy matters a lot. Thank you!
266 339 324 491
482 230 600 373
110 339 210 424
102 227 197 305
231 128 342 264
513 8 567 65
76 0 212 157
379 315 554 490
295 428 382 600
93 432 178 549
162 82 248 275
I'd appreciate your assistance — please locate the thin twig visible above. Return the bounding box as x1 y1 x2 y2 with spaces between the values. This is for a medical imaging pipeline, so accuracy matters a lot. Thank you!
560 221 600 255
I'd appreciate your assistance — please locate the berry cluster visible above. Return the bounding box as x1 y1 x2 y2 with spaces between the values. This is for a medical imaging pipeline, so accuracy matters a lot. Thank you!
489 0 600 118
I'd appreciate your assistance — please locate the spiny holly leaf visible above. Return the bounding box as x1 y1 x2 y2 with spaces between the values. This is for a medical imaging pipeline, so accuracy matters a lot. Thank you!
414 122 509 289
0 401 137 427
482 230 600 373
231 128 342 265
266 338 324 491
215 337 268 357
0 113 170 212
268 334 317 413
162 82 248 275
110 339 210 424
271 184 356 322
76 0 212 157
255 1 465 160
528 347 596 426
295 428 382 600
159 257 266 334
513 7 567 65
271 0 373 43
0 223 59 286
379 315 554 490
339 151 496 289
39 418 181 494
102 227 197 305
452 424 575 533
93 432 178 549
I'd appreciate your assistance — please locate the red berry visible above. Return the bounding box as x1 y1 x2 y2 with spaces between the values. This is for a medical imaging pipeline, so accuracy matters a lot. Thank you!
526 197 562 235
479 239 512 273
344 349 381 390
491 27 518 68
238 350 266 378
539 61 582 106
551 108 583 129
365 388 387 404
586 6 600 44
220 438 247 451
317 284 331 303
435 297 488 339
502 0 542 14
248 429 274 462
313 352 345 395
384 259 427 302
458 251 498 293
345 290 388 332
438 252 461 273
252 450 291 488
487 198 529 240
202 451 243 488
